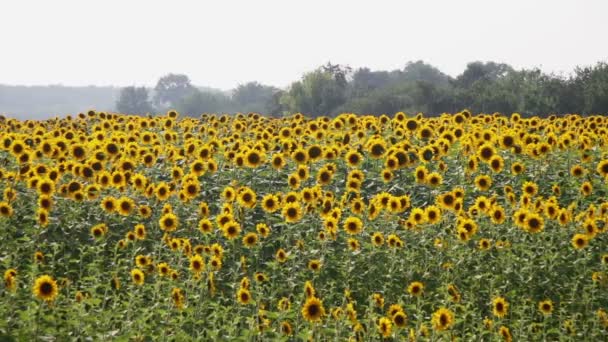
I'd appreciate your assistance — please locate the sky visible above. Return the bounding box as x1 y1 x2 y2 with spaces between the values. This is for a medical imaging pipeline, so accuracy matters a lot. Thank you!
1 0 607 90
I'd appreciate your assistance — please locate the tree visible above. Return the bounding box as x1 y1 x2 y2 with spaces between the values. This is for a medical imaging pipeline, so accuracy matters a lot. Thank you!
402 60 451 86
176 89 233 116
115 86 153 114
282 67 349 117
153 74 195 109
232 82 277 113
455 61 513 89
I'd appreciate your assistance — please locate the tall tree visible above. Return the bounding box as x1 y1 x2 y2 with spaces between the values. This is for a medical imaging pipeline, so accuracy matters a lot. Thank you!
115 86 153 114
232 82 277 113
153 74 194 109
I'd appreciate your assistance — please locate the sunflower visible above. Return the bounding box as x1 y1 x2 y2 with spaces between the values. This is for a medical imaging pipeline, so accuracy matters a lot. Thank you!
33 275 58 302
477 143 496 162
478 238 491 250
155 182 171 201
392 310 407 328
425 206 442 224
597 160 608 178
475 175 492 191
431 307 454 331
0 201 13 217
90 224 107 239
244 149 265 168
100 196 117 213
347 238 360 251
580 181 593 197
426 172 443 187
221 220 241 240
437 192 456 210
377 317 392 338
308 259 322 272
538 299 553 315
343 216 363 235
524 213 544 233
407 281 424 297
571 233 589 249
237 187 257 209
189 254 205 274
116 196 135 216
282 202 303 223
4 269 17 292
237 287 252 305
275 248 288 263
131 269 145 286
447 284 461 303
198 218 213 234
344 150 363 168
490 206 506 224
371 232 384 247
510 162 525 175
489 155 504 173
522 181 539 196
499 326 512 342
134 224 146 240
271 154 286 170
159 213 178 232
301 296 325 322
571 164 585 177
157 262 171 277
492 296 509 318
242 232 259 248
261 194 280 213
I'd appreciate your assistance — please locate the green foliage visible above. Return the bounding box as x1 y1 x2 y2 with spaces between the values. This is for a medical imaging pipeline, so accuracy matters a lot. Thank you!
153 73 195 110
115 86 153 114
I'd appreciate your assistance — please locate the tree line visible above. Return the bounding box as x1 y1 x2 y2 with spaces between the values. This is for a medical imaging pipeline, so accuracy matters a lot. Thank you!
2 60 607 119
118 60 608 117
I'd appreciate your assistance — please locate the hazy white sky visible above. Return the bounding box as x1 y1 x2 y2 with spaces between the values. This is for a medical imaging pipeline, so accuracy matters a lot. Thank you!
1 0 607 89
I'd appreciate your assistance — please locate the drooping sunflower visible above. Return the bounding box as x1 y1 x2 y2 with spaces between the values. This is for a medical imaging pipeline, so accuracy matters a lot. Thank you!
33 275 58 302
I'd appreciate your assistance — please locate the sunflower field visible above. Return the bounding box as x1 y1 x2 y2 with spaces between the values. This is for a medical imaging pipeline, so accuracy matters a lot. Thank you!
1 110 608 341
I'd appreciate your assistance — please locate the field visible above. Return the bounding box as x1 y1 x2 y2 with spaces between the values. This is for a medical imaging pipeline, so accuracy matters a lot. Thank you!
1 110 608 341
